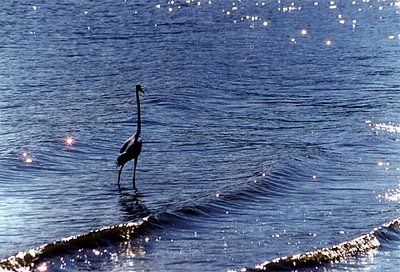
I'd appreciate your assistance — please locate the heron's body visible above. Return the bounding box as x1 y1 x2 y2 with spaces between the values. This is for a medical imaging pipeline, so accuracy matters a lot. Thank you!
117 133 142 166
117 85 144 189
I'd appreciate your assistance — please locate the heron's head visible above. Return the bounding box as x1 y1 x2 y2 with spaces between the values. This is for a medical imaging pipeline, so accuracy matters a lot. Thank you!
136 84 145 94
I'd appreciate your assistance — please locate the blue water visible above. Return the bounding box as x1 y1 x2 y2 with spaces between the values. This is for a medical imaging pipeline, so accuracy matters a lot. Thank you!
1 0 400 271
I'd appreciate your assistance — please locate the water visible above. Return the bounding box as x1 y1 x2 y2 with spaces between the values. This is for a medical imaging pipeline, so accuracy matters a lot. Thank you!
0 0 399 271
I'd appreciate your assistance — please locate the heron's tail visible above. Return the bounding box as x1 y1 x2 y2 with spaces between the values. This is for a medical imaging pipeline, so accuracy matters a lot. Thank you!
117 153 128 166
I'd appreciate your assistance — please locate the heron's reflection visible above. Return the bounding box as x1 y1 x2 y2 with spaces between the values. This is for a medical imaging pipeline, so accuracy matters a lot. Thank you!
118 189 151 222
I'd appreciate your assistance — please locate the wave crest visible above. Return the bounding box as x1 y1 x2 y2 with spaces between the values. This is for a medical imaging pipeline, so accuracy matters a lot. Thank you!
241 218 400 271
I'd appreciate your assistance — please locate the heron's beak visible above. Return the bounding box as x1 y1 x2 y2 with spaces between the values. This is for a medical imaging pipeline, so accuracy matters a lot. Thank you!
136 84 145 94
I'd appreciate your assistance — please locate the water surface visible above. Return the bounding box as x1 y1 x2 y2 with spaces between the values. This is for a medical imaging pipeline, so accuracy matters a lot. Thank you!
0 0 400 271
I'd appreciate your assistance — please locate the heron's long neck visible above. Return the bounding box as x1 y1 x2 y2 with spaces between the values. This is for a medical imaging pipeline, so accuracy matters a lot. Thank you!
136 89 141 135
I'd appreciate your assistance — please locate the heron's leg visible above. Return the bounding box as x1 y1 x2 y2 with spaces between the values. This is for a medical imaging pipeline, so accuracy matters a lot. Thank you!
132 158 138 189
118 165 124 187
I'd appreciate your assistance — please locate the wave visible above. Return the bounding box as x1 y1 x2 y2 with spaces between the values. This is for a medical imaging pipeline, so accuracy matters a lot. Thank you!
240 218 400 272
0 217 153 271
1 157 399 271
1 216 400 271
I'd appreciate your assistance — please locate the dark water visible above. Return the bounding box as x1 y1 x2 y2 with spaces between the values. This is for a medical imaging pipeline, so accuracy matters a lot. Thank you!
1 0 400 271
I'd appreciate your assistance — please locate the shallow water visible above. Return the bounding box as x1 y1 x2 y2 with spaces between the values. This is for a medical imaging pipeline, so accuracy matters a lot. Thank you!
1 0 400 271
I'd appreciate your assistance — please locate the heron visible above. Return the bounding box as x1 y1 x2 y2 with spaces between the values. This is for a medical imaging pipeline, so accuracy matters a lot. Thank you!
117 84 144 189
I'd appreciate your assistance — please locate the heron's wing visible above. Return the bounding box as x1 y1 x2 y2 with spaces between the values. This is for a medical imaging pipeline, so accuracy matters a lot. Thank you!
120 136 134 153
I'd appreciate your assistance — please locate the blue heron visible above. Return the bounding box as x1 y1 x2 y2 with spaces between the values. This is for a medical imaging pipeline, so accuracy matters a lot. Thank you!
117 84 144 189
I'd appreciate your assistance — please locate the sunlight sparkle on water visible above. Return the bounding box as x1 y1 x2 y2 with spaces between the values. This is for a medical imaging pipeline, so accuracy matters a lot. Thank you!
377 161 389 167
372 122 400 134
36 262 48 272
64 136 75 146
385 190 400 202
377 188 400 202
377 161 390 171
352 19 357 28
22 152 33 164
